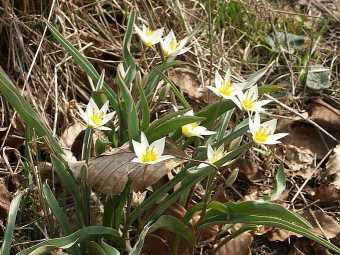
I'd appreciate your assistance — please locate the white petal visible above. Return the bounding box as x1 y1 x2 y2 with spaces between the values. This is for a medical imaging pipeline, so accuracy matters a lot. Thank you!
248 85 258 100
195 126 216 136
87 98 99 115
224 69 231 82
207 86 221 97
134 24 143 36
100 101 110 114
150 137 166 156
102 112 115 125
255 100 271 108
177 47 190 56
132 140 143 157
165 30 176 44
197 162 208 169
98 126 112 131
253 113 261 129
155 155 174 163
207 144 214 161
267 133 288 143
231 96 242 110
140 132 149 149
132 157 142 164
184 110 194 116
263 119 277 134
215 71 223 88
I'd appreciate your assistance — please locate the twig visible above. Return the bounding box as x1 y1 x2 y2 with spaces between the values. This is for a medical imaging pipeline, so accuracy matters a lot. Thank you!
265 94 340 143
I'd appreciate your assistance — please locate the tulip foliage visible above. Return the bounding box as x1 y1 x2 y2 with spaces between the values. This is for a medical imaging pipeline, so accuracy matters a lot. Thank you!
0 11 339 255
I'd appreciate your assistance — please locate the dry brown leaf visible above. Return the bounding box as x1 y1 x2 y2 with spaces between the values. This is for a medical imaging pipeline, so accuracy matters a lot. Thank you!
60 122 85 162
215 232 253 255
68 144 181 194
325 144 340 189
314 184 340 203
309 99 340 135
168 68 208 102
289 238 332 255
303 210 340 239
231 159 258 181
282 120 334 159
0 178 11 217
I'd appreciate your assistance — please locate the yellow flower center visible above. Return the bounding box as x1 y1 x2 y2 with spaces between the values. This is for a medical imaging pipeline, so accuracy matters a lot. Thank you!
182 123 198 137
254 128 270 144
218 81 233 97
145 29 155 37
89 111 104 127
141 147 158 163
164 39 178 57
242 97 255 111
210 151 224 163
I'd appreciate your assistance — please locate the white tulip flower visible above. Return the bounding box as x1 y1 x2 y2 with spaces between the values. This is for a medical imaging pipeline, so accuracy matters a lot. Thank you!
160 30 190 59
207 70 241 103
197 144 225 168
234 85 271 113
132 132 174 165
181 110 216 138
134 24 163 47
249 113 288 145
78 98 114 130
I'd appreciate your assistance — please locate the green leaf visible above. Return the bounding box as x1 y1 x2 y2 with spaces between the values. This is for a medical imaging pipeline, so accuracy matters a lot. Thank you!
196 100 235 127
127 144 249 226
51 157 85 227
237 64 272 89
146 115 205 141
0 67 63 157
46 22 119 110
265 32 305 53
116 71 139 140
230 215 340 254
123 11 136 69
157 72 191 109
306 65 331 90
129 222 152 255
17 226 123 255
101 242 120 255
266 164 286 201
146 144 250 222
43 183 72 235
1 191 24 255
144 61 182 99
136 81 150 131
150 215 195 244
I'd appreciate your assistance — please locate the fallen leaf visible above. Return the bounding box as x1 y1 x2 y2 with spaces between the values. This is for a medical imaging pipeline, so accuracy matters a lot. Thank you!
306 66 331 90
289 238 332 255
325 144 340 189
68 144 181 194
215 232 253 255
60 122 85 161
231 159 258 181
313 184 340 203
0 178 11 217
168 68 207 102
309 99 340 134
303 210 340 239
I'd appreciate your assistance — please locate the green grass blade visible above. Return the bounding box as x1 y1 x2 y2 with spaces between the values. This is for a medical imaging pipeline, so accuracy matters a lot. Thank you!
0 67 63 157
46 22 119 110
146 116 205 142
42 183 72 234
17 226 123 255
129 222 152 255
150 215 195 244
144 61 182 99
1 191 24 255
122 11 136 68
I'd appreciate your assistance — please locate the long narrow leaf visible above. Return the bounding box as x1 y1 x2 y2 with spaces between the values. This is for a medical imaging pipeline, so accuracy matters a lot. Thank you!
1 191 24 255
46 23 119 110
17 226 123 255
